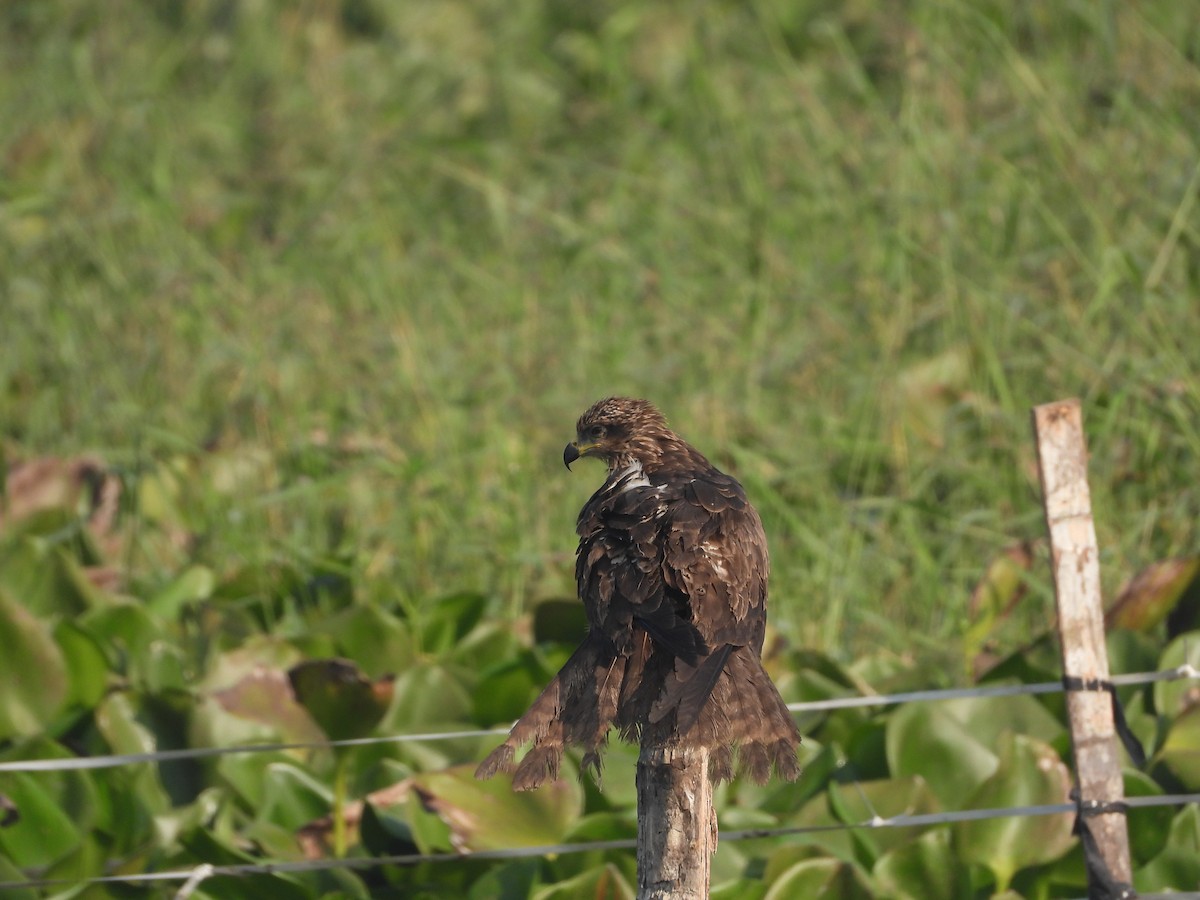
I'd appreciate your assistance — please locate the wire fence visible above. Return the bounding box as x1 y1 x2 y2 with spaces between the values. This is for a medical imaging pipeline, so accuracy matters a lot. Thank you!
0 662 1197 894
2 663 1195 774
2 792 1198 893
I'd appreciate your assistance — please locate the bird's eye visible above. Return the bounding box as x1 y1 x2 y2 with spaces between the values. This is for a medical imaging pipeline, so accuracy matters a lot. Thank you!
588 425 606 440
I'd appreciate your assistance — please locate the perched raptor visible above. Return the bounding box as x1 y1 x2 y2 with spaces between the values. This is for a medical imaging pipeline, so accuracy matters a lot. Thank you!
476 397 801 790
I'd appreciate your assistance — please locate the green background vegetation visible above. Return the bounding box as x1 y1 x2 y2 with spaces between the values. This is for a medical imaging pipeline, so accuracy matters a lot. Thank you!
1 1 1198 896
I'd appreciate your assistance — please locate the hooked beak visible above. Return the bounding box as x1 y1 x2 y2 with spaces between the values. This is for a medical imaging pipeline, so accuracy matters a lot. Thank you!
564 440 600 469
563 442 580 470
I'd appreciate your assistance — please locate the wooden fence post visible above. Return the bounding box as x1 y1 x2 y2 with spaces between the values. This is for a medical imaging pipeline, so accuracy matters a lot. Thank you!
1032 399 1133 887
636 745 714 899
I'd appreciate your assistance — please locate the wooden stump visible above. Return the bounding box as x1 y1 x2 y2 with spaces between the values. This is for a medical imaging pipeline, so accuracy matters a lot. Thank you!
636 745 715 899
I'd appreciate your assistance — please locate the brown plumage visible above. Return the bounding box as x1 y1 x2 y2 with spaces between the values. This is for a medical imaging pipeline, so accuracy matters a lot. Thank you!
476 397 801 790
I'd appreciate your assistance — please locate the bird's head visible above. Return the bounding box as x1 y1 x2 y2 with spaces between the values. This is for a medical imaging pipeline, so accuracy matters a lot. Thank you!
564 397 675 473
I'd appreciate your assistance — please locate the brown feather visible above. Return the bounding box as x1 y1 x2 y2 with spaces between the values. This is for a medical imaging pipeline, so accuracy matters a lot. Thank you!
476 398 801 788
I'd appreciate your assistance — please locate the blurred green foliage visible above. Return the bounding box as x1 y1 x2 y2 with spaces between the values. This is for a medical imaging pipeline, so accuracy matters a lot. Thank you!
1 0 1199 895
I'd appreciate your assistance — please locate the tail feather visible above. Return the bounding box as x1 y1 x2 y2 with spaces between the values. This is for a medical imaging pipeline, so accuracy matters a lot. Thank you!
649 643 733 732
477 631 801 790
476 632 622 791
695 646 802 784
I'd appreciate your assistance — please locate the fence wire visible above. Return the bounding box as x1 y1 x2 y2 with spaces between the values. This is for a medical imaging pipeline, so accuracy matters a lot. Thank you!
1 664 1195 775
0 792 1196 892
0 664 1196 894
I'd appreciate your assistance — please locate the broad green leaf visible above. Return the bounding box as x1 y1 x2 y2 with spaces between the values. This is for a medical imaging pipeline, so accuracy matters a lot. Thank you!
885 702 998 807
407 763 583 852
359 799 419 857
467 859 541 900
0 772 82 869
326 602 415 676
531 863 633 900
287 658 394 742
1124 769 1172 865
0 534 101 617
53 620 110 710
411 591 489 654
763 857 874 900
954 734 1074 891
940 692 1066 748
256 761 335 830
874 827 969 900
473 651 547 724
1154 630 1200 717
147 564 215 620
383 662 473 730
94 691 156 756
449 619 527 669
80 602 162 681
710 880 768 900
0 854 37 900
204 666 325 746
827 776 940 863
1158 703 1200 789
0 586 69 738
1136 805 1200 894
177 826 312 900
202 636 306 691
776 792 855 863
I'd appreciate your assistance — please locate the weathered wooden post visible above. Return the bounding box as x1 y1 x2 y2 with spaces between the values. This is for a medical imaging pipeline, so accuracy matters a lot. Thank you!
1032 398 1133 889
636 746 714 899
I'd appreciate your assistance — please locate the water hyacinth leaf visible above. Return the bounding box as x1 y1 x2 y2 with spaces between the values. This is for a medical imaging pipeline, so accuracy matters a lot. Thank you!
359 799 419 857
0 772 82 869
763 857 874 900
1136 804 1200 894
467 859 542 900
827 776 940 863
954 734 1074 891
0 855 37 900
207 666 326 745
941 693 1066 747
0 537 101 617
531 863 634 900
287 658 395 742
1124 769 1172 864
886 702 998 807
408 763 584 852
1154 630 1200 717
383 662 473 730
449 619 527 670
177 826 313 900
0 586 69 738
147 564 215 620
873 827 969 900
326 602 415 676
80 602 162 680
777 792 855 862
1107 557 1200 632
53 619 110 710
257 762 336 830
473 651 546 724
1158 703 1200 789
710 880 768 900
413 591 489 654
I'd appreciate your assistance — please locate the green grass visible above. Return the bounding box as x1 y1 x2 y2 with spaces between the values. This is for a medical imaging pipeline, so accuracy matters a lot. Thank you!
2 0 1199 668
